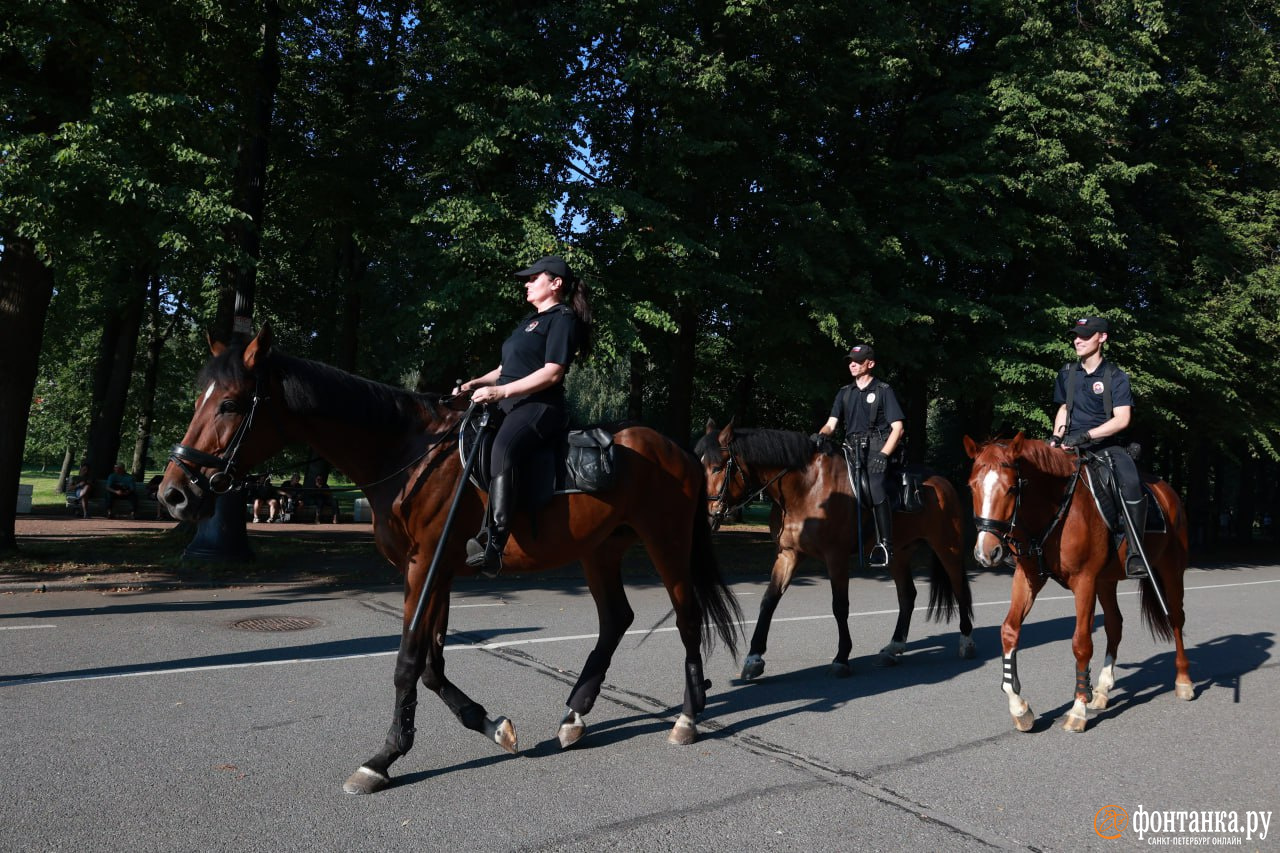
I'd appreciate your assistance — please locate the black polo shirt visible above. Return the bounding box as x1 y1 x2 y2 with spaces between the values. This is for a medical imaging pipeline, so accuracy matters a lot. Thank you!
498 303 581 410
1052 359 1133 432
830 379 905 435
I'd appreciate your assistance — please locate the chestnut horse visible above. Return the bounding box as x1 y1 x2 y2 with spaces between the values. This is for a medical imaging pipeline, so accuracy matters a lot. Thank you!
160 328 742 794
963 432 1193 733
695 421 975 679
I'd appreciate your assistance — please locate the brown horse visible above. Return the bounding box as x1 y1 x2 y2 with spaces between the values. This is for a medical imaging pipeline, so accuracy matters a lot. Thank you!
160 328 742 793
695 421 975 679
963 432 1193 732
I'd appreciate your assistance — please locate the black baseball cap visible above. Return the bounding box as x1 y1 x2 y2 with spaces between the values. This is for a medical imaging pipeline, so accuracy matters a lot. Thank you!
1069 316 1109 337
846 344 875 362
513 255 572 281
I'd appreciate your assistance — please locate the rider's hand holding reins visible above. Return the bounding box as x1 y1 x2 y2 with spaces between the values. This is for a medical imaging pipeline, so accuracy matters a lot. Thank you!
867 451 890 474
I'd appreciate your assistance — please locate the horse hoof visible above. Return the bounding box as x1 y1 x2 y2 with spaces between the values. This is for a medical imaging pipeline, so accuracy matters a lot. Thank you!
1087 692 1109 711
667 714 697 746
557 711 586 749
1175 681 1195 701
342 765 391 795
958 636 977 660
829 661 852 678
488 716 518 754
1062 713 1088 733
741 655 765 680
1012 708 1035 732
874 652 900 668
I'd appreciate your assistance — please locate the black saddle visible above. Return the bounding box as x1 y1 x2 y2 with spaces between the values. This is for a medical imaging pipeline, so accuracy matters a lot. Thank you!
840 443 926 514
460 415 620 512
1082 456 1167 535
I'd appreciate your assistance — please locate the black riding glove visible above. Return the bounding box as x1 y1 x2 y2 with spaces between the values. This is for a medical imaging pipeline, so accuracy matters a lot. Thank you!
1046 435 1062 448
1061 430 1091 448
809 433 829 452
866 451 889 474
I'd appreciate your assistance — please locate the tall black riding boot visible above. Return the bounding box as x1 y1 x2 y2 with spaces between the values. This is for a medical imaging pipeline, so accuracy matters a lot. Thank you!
1122 496 1148 579
869 501 894 569
466 471 512 577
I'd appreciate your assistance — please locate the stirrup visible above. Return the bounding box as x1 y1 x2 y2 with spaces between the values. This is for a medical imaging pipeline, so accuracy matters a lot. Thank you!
465 536 504 577
1124 553 1148 580
869 542 891 568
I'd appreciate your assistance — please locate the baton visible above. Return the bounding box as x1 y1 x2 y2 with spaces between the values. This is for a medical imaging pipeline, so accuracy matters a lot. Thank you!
1103 452 1169 618
408 402 488 636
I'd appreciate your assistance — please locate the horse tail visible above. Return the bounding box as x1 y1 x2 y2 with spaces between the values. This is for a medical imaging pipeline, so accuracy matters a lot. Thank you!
689 486 744 660
925 553 959 623
1139 577 1175 642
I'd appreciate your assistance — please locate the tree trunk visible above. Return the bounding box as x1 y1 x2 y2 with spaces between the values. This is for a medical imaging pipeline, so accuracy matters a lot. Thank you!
665 301 699 447
85 272 146 480
0 236 56 550
130 276 166 480
214 0 281 343
57 446 75 493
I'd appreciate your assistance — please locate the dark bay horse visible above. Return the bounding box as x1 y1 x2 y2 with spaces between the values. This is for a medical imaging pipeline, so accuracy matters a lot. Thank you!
964 432 1193 732
695 421 975 679
160 328 742 794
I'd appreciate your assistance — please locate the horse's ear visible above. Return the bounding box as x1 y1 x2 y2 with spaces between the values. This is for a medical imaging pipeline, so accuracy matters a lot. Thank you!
243 324 274 372
207 331 227 357
717 417 735 447
962 435 979 459
1009 431 1025 455
705 418 717 435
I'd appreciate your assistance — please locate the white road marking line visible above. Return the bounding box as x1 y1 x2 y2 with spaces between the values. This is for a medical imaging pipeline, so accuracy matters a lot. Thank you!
0 624 56 631
3 576 1276 687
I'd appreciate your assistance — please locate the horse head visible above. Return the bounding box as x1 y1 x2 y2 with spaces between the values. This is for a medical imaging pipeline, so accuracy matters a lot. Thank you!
160 325 287 521
695 417 745 531
964 432 1027 568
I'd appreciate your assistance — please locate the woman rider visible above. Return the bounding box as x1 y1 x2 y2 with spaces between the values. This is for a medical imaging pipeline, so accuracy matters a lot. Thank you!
455 255 592 574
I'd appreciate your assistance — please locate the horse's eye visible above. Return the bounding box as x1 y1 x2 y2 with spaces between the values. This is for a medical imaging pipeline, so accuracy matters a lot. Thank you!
218 399 241 415
710 465 724 474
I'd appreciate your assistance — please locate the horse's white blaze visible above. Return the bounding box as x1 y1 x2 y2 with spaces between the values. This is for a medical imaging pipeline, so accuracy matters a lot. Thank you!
974 469 1004 556
198 381 216 411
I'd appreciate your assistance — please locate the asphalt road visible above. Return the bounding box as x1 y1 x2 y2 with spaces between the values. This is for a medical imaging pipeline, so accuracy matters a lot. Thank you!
2 559 1277 852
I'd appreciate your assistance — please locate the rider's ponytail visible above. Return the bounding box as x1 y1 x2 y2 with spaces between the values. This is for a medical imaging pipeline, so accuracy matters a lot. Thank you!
563 275 593 359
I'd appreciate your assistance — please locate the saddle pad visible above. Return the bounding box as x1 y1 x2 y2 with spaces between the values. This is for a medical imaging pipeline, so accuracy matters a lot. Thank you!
1083 462 1167 535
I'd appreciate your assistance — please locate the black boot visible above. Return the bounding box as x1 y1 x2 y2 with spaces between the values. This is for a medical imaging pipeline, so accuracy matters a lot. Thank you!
466 471 511 577
869 501 893 568
1122 496 1148 579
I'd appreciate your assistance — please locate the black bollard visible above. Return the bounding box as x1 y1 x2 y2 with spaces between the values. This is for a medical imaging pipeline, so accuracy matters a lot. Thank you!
182 487 254 563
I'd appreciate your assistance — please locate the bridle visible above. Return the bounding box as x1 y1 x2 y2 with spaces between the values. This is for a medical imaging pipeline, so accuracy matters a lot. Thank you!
169 366 465 501
169 372 271 496
705 444 787 527
973 449 1084 576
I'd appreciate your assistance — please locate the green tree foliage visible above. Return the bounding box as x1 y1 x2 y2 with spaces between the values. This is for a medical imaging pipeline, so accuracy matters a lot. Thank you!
5 0 1279 552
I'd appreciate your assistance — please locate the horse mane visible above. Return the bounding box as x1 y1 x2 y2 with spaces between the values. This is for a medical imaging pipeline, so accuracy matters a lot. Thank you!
198 343 444 432
1012 436 1079 478
696 427 814 470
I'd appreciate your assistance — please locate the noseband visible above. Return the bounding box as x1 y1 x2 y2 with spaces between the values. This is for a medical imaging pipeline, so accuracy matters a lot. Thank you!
169 373 269 496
